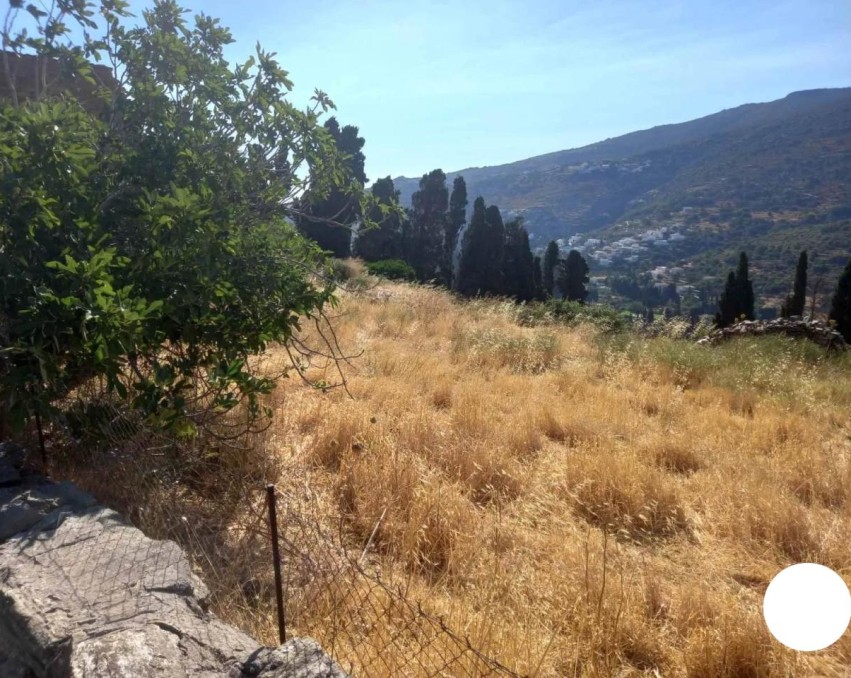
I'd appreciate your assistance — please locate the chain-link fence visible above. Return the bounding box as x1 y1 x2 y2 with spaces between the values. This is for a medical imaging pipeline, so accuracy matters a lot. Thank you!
267 482 522 677
8 385 524 677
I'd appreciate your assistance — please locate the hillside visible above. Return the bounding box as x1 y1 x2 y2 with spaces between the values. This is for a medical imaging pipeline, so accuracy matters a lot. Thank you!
393 89 851 303
59 277 851 676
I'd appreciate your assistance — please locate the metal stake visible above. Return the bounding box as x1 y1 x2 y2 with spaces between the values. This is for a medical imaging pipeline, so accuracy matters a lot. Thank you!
266 483 286 644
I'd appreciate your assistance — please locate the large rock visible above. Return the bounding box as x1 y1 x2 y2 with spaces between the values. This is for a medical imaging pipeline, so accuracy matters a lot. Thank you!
0 443 347 678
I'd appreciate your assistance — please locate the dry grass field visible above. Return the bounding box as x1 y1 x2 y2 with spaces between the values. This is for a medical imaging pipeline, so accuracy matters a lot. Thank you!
58 270 851 677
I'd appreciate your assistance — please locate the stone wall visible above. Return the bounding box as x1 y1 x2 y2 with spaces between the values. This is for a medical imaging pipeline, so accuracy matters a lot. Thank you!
696 317 847 350
0 443 347 678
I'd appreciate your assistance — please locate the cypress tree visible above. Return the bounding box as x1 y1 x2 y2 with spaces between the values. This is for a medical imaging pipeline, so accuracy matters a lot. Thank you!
533 256 545 300
298 117 366 257
557 250 590 302
408 169 448 282
446 176 467 287
354 177 403 262
715 252 755 327
457 197 489 296
716 271 738 328
543 240 559 297
483 205 506 295
828 258 851 342
781 250 808 318
516 225 536 302
457 199 506 297
502 218 535 302
735 252 755 321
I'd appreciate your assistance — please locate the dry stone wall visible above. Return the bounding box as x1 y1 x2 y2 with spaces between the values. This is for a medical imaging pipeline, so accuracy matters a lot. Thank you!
0 443 347 678
696 318 847 350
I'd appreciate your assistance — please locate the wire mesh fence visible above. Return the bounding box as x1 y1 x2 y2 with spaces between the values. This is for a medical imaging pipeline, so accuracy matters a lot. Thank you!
268 483 522 677
7 385 524 677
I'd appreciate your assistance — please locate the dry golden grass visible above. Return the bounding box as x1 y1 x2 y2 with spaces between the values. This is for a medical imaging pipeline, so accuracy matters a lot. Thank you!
54 276 851 677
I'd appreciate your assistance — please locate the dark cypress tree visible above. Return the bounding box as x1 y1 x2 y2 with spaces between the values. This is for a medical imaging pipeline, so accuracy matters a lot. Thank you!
716 271 739 328
735 252 755 321
298 117 367 257
557 250 590 302
446 176 467 288
533 256 545 300
543 240 559 297
781 250 808 318
483 205 506 294
828 258 851 342
516 225 536 302
501 218 535 302
457 197 489 296
354 177 403 262
408 169 448 282
715 252 755 327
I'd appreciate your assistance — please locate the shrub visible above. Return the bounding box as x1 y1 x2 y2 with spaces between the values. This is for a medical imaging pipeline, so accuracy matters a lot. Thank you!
0 1 371 436
366 259 417 281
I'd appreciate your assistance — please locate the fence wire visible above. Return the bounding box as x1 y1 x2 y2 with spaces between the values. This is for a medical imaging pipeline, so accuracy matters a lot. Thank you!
9 387 524 678
271 486 523 678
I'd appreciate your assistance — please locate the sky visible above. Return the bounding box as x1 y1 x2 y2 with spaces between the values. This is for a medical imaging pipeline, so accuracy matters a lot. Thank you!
76 0 851 180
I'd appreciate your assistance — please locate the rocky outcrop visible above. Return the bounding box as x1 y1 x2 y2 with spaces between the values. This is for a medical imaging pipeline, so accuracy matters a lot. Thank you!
696 317 847 350
0 443 347 678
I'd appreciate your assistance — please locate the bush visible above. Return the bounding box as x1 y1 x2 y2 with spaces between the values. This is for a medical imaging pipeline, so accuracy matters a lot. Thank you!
0 1 370 436
514 299 635 333
366 259 417 281
329 258 361 283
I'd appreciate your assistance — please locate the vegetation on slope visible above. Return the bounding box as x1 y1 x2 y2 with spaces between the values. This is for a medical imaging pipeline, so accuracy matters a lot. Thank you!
54 274 851 677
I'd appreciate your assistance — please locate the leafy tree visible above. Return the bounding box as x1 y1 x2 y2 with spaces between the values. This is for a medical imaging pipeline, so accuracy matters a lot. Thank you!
502 218 535 302
354 177 403 261
543 240 559 297
0 0 370 437
298 117 367 257
828 258 851 342
780 250 807 318
557 250 590 302
446 176 467 287
407 169 448 281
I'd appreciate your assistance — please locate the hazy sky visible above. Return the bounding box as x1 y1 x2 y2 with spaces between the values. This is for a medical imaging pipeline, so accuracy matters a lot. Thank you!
129 1 850 179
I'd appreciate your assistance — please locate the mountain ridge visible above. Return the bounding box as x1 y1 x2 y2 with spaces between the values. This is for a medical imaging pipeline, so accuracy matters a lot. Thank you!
392 87 851 307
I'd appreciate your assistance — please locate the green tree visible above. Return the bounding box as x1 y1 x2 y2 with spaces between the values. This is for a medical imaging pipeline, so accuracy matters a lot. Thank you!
0 0 369 437
557 250 590 302
406 169 448 281
543 240 559 297
298 117 367 257
828 258 851 342
780 250 808 318
446 176 467 288
354 177 403 261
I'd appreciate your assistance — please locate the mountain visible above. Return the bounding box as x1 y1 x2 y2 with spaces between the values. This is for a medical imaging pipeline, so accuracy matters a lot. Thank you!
393 88 851 308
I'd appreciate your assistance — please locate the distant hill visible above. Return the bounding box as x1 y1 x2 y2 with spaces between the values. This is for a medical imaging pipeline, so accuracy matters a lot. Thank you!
393 88 851 306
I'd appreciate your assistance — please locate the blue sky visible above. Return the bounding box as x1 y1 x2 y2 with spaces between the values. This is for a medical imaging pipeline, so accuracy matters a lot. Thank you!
123 1 851 179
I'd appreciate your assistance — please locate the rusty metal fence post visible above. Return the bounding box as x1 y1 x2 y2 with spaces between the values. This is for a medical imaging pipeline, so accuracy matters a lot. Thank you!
266 483 286 644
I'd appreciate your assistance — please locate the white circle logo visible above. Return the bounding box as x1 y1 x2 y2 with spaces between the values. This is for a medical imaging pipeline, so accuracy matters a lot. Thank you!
763 563 851 651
